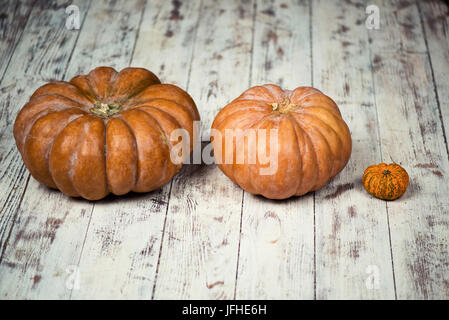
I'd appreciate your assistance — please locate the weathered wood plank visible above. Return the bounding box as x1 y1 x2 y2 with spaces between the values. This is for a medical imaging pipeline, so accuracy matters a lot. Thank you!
153 161 244 299
130 0 200 87
0 0 91 270
1 0 446 300
0 185 94 299
312 0 396 299
71 0 202 299
65 0 146 79
0 0 152 299
152 0 254 299
418 0 449 159
69 190 169 299
235 0 315 300
185 0 256 140
368 0 449 299
0 0 34 81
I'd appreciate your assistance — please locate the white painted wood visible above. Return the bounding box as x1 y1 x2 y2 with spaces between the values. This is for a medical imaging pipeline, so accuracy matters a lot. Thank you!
418 0 449 157
70 190 169 299
185 0 256 140
152 0 255 299
250 0 311 89
235 0 315 300
0 77 35 255
131 0 200 87
0 0 91 276
0 0 146 299
368 0 449 299
0 0 93 299
71 0 202 299
312 0 396 299
0 0 448 300
153 161 244 299
0 0 34 81
65 0 146 79
0 184 94 299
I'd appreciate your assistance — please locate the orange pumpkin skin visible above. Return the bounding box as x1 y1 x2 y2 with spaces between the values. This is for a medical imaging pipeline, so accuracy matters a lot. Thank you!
14 66 200 200
211 85 352 199
362 163 409 200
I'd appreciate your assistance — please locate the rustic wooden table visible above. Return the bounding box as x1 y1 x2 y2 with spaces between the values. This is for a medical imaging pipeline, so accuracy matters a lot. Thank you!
0 0 448 300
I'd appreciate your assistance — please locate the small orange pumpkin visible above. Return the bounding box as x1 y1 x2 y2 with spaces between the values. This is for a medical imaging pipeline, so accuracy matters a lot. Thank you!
362 163 409 200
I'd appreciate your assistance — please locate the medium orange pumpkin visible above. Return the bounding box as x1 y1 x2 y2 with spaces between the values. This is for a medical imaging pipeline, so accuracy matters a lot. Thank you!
211 84 352 199
362 163 409 200
14 66 200 200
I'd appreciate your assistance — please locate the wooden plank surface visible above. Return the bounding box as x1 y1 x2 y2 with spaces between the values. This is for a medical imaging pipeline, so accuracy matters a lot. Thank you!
0 0 89 256
0 1 91 299
312 0 395 299
0 0 141 299
235 0 315 300
152 0 254 299
418 0 449 159
0 0 448 300
0 0 34 82
71 0 199 299
368 0 449 299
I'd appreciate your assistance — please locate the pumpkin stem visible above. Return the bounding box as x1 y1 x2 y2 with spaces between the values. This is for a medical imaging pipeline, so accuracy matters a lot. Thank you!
90 102 121 118
271 99 297 114
383 169 391 175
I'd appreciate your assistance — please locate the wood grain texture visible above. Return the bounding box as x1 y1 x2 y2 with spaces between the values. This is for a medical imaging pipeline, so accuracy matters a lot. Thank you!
0 185 93 299
368 0 449 299
65 0 146 79
235 0 315 300
153 161 244 299
131 0 201 87
70 190 169 299
186 0 255 140
0 0 147 299
0 0 34 82
152 0 255 299
418 0 449 159
71 0 197 299
0 0 91 272
0 0 448 300
312 0 395 299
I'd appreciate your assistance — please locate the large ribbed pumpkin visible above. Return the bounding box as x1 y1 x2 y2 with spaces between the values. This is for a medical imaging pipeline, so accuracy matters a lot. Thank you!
211 85 352 199
14 66 200 200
